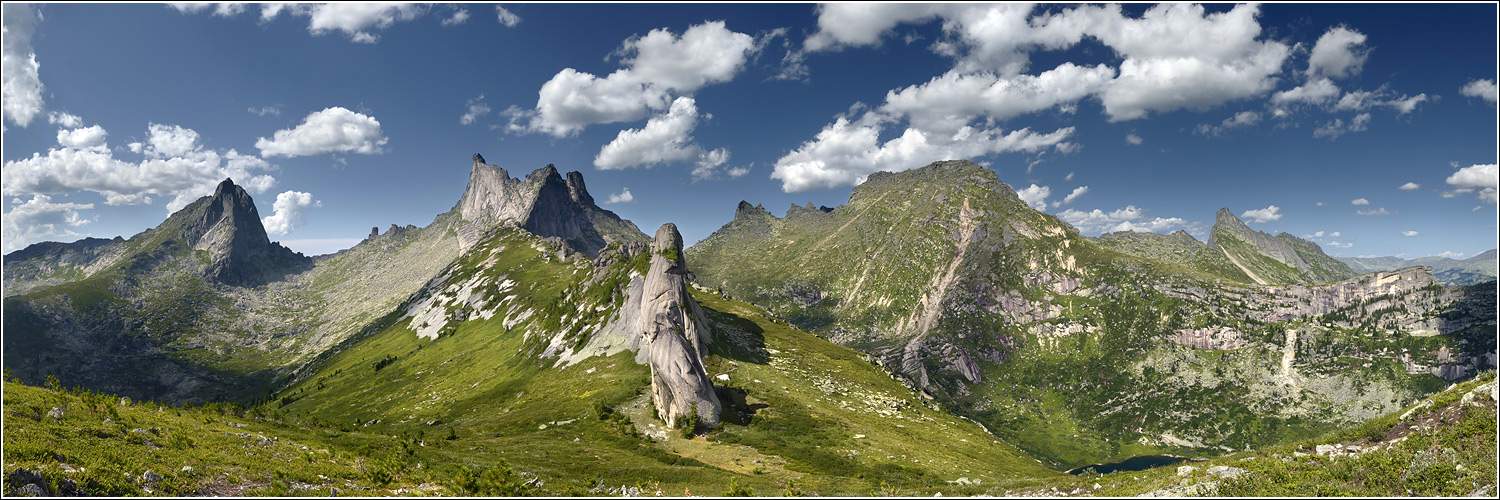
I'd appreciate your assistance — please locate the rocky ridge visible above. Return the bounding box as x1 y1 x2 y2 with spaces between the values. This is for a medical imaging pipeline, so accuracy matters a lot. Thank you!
1209 208 1356 285
455 154 645 255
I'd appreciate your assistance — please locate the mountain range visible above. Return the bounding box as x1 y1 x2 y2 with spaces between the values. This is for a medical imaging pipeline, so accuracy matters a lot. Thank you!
1339 250 1499 285
2 156 1494 496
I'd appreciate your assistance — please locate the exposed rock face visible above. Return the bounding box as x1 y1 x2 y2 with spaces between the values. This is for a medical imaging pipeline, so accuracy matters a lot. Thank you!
178 179 309 285
639 223 721 429
455 155 645 255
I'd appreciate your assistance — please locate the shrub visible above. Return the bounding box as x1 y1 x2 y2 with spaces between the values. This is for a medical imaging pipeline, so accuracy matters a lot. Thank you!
447 464 538 496
724 478 754 496
372 355 398 372
678 413 700 439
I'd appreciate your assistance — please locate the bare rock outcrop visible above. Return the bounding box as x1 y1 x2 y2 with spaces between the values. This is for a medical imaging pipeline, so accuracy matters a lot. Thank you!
639 223 721 429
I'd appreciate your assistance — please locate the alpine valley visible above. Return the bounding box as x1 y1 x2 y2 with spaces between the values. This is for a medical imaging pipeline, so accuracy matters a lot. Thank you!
2 157 1495 496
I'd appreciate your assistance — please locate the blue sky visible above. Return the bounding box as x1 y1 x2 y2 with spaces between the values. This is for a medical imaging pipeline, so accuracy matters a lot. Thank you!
2 3 1496 259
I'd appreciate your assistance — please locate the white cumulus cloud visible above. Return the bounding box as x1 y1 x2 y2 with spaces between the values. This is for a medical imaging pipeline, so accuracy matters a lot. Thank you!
47 111 82 128
778 3 1293 192
1058 205 1191 235
770 113 1075 192
460 95 490 126
2 4 45 127
594 96 711 170
691 147 740 180
56 125 108 150
1 194 95 253
1271 78 1341 107
1446 163 1498 204
516 21 755 136
1196 110 1261 136
1306 26 1368 80
1461 79 1497 104
495 5 521 27
1016 184 1050 210
1061 185 1089 205
256 107 387 158
177 4 428 43
604 187 634 204
1312 112 1371 139
1399 182 1420 191
261 190 319 236
441 8 469 27
1241 205 1281 223
4 123 276 211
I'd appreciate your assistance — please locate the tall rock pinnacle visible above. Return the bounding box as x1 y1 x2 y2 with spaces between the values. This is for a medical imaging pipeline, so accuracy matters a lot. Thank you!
639 223 721 429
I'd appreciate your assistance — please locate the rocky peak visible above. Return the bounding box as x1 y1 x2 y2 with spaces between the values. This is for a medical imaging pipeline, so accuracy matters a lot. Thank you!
1209 207 1353 284
786 202 834 220
179 178 308 285
1214 207 1240 225
734 200 771 219
639 223 721 429
455 154 646 256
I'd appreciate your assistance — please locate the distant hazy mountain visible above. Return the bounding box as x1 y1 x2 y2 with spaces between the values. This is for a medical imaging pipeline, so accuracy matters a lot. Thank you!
1339 250 1498 285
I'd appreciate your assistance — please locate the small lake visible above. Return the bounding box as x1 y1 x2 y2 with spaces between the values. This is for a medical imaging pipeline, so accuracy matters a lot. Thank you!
1066 455 1187 475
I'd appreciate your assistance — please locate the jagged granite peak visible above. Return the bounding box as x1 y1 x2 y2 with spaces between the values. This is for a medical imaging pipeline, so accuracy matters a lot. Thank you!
1209 207 1354 284
733 200 771 219
455 154 646 255
639 223 721 429
176 178 308 285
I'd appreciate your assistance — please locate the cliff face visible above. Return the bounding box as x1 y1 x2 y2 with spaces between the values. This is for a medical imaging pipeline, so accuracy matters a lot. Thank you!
455 154 645 255
639 223 721 429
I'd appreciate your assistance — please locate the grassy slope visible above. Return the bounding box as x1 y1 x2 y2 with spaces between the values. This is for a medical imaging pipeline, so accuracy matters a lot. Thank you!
1211 230 1306 285
1 381 407 496
689 163 1466 469
1029 372 1497 497
1093 232 1253 284
265 228 1061 495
